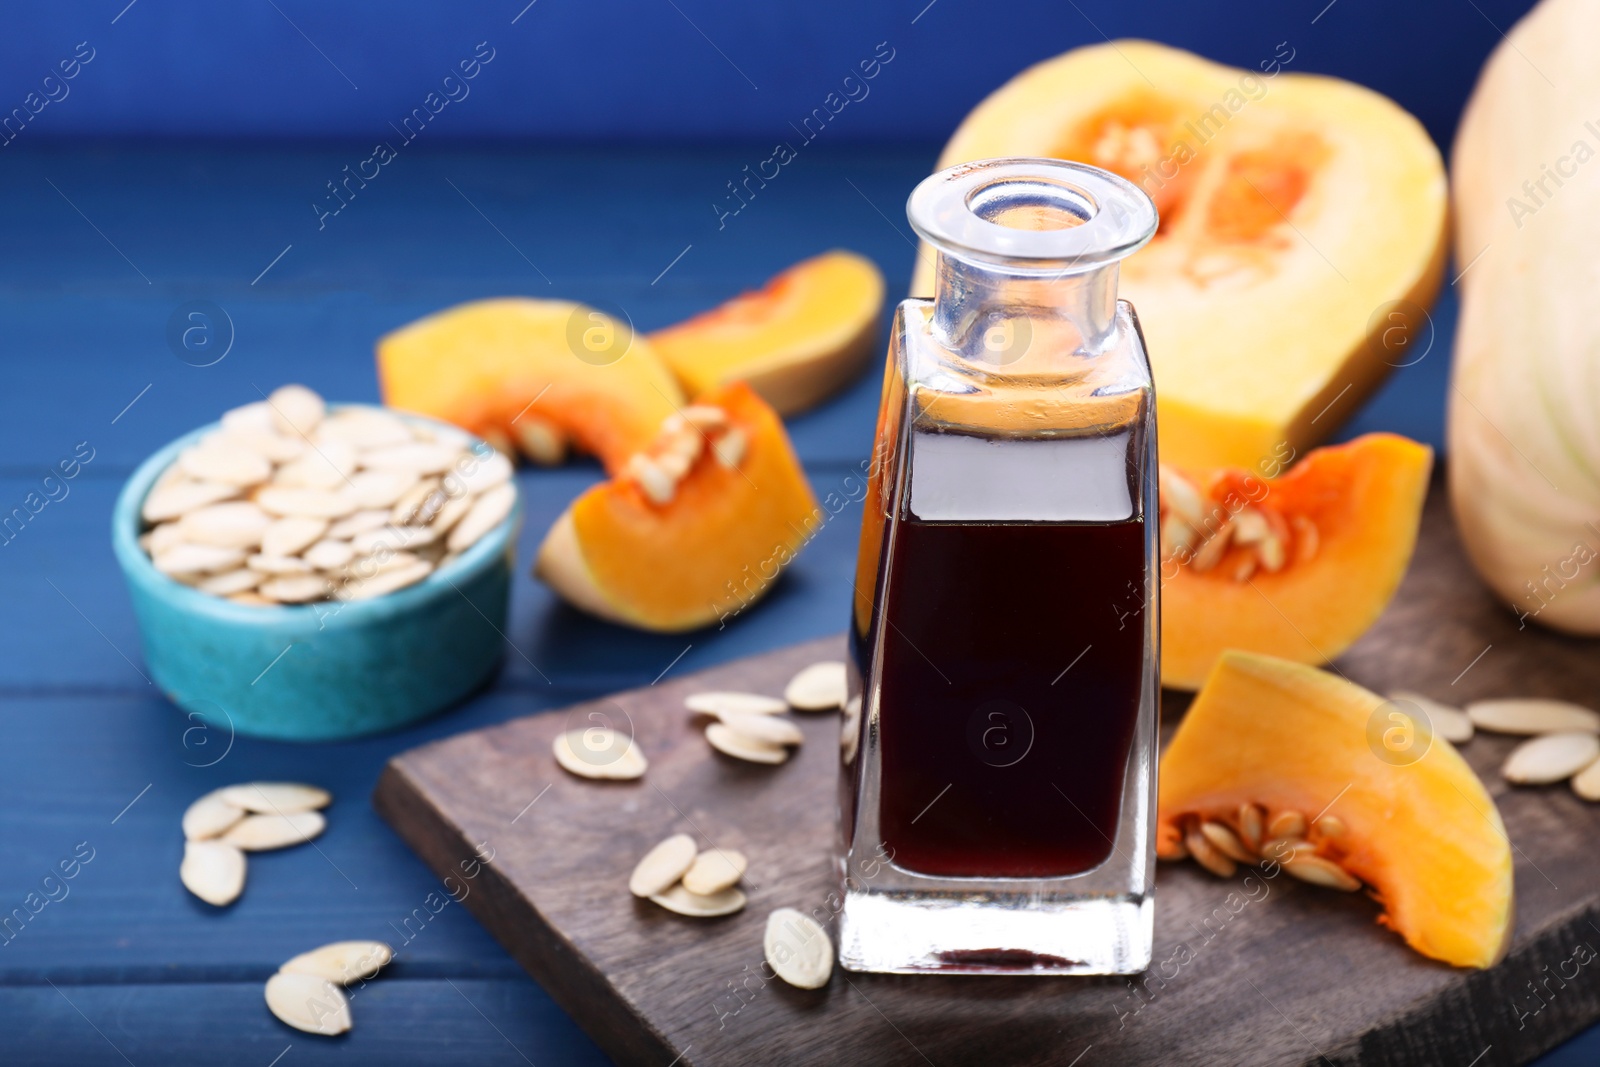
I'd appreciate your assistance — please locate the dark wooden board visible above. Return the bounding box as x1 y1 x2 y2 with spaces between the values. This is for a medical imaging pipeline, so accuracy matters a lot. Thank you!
375 482 1600 1066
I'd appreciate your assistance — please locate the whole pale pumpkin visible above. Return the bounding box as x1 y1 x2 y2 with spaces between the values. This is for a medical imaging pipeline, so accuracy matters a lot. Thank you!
1450 0 1600 633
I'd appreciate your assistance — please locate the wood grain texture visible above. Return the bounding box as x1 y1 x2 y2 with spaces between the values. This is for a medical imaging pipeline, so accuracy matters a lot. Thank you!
376 482 1600 1066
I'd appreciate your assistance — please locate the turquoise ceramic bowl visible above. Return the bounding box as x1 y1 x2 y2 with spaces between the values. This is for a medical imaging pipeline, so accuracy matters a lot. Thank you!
112 412 521 741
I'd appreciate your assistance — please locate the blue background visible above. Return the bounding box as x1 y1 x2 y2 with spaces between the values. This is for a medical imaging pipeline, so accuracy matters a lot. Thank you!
3 1 1590 1065
1 0 1535 146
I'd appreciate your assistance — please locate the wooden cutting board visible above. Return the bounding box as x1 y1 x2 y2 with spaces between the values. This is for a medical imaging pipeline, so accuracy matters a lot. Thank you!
374 483 1600 1066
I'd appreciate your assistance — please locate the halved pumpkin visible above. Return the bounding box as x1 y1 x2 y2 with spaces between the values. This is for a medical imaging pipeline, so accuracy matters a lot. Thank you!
377 299 684 474
1162 433 1431 690
535 383 819 631
1160 651 1514 969
912 40 1448 470
649 251 885 416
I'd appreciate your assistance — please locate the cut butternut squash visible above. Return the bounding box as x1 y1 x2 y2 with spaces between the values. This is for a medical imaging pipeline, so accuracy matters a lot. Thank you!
649 251 885 416
1160 651 1514 969
534 383 819 631
912 41 1448 470
377 299 684 474
1161 433 1432 690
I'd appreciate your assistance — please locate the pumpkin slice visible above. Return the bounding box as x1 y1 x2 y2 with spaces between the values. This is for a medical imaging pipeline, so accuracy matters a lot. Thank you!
649 250 885 416
1162 433 1431 690
1160 651 1514 969
911 40 1447 470
535 383 819 631
377 298 684 474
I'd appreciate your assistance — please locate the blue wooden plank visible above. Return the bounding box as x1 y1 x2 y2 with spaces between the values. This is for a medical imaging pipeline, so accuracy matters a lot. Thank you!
0 978 608 1067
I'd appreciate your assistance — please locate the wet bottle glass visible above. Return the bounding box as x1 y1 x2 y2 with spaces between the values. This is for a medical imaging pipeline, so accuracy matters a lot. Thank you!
837 158 1161 975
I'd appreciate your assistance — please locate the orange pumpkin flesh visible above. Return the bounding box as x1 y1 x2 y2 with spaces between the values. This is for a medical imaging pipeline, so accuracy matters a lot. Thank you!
534 383 819 631
1162 433 1432 690
1160 651 1514 969
377 298 684 474
912 40 1448 471
648 251 884 416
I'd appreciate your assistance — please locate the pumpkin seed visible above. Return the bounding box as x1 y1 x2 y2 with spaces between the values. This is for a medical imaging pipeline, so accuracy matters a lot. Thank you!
1237 803 1264 851
256 487 358 520
178 441 273 487
1189 523 1232 573
447 482 515 552
197 569 264 597
182 791 246 841
351 524 440 555
706 723 789 765
1314 815 1346 839
1267 810 1307 840
223 810 327 851
1184 828 1236 878
317 408 411 449
264 971 351 1035
1200 820 1255 863
784 661 847 711
649 884 747 918
261 516 328 558
628 455 677 506
258 574 331 603
223 428 305 464
719 713 803 747
230 592 274 606
513 416 566 466
1572 755 1600 801
1258 838 1310 863
280 941 394 985
275 441 358 491
1159 466 1203 525
361 441 461 475
181 840 246 906
1503 732 1600 784
1292 515 1320 564
442 449 513 496
686 691 788 717
248 553 316 575
681 848 747 896
1468 698 1600 736
840 695 862 765
1231 508 1269 544
553 728 648 780
629 833 698 898
329 509 392 539
764 908 833 989
1256 533 1287 573
681 405 728 430
712 426 748 469
176 501 272 548
153 543 246 576
342 560 433 600
1282 855 1362 892
427 493 474 535
221 401 276 435
345 469 416 509
145 522 186 555
1390 691 1474 744
267 384 326 438
303 540 356 571
220 782 332 813
142 480 239 523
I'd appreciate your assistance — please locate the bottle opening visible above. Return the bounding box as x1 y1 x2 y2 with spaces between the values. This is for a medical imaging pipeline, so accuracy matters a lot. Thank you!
907 158 1157 273
966 176 1092 232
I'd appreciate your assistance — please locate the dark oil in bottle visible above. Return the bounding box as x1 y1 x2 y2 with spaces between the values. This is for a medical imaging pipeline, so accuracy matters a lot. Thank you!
875 517 1147 879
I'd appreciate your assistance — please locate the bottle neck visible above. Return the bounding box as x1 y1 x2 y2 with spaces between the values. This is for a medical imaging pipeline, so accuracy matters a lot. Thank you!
929 250 1120 370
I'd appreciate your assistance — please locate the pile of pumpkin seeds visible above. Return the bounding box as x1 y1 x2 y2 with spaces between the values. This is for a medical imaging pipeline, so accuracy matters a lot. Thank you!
139 384 515 605
264 940 394 1035
180 782 331 906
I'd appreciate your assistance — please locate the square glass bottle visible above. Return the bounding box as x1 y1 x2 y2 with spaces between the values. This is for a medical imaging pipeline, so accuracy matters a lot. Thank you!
837 158 1161 975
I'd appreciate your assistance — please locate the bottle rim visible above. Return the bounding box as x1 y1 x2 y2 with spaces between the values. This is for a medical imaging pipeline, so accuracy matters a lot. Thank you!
906 157 1158 273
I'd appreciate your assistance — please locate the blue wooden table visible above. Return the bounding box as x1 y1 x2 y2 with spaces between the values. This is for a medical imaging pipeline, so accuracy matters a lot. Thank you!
0 142 1589 1066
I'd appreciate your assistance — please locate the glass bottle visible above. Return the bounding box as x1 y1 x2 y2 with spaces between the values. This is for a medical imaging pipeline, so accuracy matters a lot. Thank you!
837 157 1160 975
